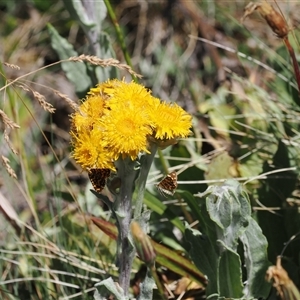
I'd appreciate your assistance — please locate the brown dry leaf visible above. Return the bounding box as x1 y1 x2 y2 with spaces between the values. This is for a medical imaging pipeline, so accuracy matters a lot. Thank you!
174 277 204 300
266 256 300 299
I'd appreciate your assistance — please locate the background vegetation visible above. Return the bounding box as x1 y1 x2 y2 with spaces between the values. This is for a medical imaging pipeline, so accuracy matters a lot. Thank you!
0 0 300 299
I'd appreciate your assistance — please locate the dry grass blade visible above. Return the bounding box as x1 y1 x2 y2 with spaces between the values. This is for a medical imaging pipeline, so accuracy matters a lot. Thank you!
18 84 56 113
0 191 22 237
4 130 18 155
0 109 20 129
0 109 19 155
1 155 17 179
54 91 78 111
0 193 19 222
3 62 20 70
69 55 142 78
32 90 56 113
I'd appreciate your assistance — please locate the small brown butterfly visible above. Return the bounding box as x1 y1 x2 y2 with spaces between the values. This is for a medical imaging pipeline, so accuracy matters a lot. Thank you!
156 171 178 197
88 168 111 193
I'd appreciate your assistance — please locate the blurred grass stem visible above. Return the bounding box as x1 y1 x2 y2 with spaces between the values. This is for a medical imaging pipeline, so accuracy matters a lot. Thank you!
283 37 300 95
104 0 137 82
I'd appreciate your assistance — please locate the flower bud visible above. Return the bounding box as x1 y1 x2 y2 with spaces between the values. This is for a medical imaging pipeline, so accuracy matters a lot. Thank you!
242 2 288 39
256 2 288 38
130 221 156 266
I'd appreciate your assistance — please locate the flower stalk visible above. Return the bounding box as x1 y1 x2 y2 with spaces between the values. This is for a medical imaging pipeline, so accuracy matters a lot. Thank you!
134 143 158 220
114 158 138 295
69 79 192 296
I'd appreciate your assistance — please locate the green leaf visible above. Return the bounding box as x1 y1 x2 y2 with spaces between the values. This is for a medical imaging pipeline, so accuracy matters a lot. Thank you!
205 180 250 251
198 87 236 137
206 189 232 229
185 225 218 295
217 241 243 298
144 191 185 233
205 152 236 181
240 218 271 299
190 180 271 299
257 140 298 262
62 0 107 34
47 23 92 94
177 190 202 222
154 239 207 287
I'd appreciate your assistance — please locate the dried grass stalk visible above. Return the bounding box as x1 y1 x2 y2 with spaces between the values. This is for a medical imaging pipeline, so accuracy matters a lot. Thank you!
0 109 20 129
32 90 56 113
18 84 56 113
3 62 20 70
4 130 18 155
54 91 78 111
69 55 142 78
1 155 17 179
0 110 19 155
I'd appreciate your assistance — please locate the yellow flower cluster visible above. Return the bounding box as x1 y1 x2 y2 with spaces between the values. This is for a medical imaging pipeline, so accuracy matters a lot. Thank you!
70 79 192 171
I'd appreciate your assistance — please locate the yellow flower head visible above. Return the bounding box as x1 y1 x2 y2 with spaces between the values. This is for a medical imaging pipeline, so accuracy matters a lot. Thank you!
99 105 152 160
89 79 122 99
70 79 192 171
105 80 154 111
150 101 192 140
71 129 115 170
71 93 106 134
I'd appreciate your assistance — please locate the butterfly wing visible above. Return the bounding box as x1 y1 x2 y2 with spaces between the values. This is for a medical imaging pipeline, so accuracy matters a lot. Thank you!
156 171 178 197
88 168 111 193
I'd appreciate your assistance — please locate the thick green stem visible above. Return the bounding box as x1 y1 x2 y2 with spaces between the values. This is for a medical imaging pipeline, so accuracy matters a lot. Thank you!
134 143 158 220
113 143 158 294
114 158 138 296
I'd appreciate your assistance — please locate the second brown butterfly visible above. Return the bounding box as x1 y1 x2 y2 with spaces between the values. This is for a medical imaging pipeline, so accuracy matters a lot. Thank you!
156 171 178 198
